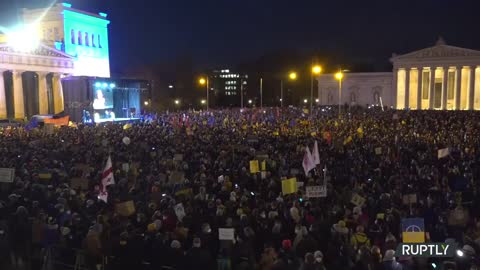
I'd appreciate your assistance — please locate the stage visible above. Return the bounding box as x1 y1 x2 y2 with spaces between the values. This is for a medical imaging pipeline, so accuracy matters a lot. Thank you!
95 117 141 124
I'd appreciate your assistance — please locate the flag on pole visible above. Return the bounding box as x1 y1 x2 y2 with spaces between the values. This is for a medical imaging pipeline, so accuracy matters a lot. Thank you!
302 146 315 176
99 156 115 202
312 140 320 165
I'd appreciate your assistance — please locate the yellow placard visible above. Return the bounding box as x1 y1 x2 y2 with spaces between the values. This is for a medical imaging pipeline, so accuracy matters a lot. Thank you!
250 160 260 174
376 213 385 220
115 201 136 217
39 173 52 180
261 160 267 171
282 178 298 195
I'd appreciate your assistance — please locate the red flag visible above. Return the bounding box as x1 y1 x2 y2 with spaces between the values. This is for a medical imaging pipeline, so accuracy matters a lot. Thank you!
99 156 115 202
302 146 315 176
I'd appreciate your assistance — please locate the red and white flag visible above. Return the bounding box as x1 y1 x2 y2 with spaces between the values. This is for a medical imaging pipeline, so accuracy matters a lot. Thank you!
312 140 320 165
302 146 315 176
99 155 115 202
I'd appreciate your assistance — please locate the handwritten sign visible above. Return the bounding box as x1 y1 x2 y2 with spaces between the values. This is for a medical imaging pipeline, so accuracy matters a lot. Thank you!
306 185 327 198
218 228 235 240
351 193 366 206
0 168 15 183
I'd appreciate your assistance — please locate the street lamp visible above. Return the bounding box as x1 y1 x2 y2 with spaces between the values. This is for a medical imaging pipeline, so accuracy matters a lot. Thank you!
248 99 252 105
334 70 344 116
281 71 297 108
201 99 206 105
174 99 180 105
199 77 209 111
311 65 322 112
303 99 308 104
144 101 149 106
315 98 319 103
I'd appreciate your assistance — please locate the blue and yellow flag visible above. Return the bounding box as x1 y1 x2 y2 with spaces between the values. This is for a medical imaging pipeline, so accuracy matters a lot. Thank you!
402 218 425 243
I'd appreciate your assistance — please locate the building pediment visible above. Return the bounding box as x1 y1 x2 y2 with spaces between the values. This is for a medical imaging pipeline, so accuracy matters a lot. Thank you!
0 43 73 59
391 44 480 63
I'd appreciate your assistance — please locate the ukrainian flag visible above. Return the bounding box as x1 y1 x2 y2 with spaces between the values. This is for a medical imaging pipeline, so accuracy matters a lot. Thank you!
402 218 425 243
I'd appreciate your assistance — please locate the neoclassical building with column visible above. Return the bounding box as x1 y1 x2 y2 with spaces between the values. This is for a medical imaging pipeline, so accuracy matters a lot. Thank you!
0 43 74 120
392 38 480 110
317 39 480 110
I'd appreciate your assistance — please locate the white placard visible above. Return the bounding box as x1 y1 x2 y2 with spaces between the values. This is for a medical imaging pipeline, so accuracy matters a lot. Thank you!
306 185 327 198
174 203 186 221
0 168 15 183
218 228 235 240
438 148 450 159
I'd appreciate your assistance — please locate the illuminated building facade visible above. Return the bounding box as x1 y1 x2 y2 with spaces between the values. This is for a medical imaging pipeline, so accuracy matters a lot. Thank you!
22 2 111 77
317 38 480 110
211 69 248 107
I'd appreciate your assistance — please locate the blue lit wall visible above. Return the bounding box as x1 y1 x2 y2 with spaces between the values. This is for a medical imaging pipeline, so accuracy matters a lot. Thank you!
63 9 110 77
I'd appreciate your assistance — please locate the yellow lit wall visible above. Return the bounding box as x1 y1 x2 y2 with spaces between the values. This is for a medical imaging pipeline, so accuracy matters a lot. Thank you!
396 69 406 109
446 68 456 110
460 67 469 110
434 68 443 109
474 67 480 110
409 69 418 109
421 70 430 109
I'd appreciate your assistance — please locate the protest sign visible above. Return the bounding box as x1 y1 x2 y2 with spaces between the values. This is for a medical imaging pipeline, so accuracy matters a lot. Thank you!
115 201 136 217
402 218 425 243
438 148 450 159
249 160 259 174
376 213 385 220
351 193 366 206
174 203 186 221
297 181 304 189
290 168 300 176
0 168 15 183
261 171 267 179
218 228 235 240
70 178 88 190
173 154 183 161
306 185 327 198
375 147 382 155
261 160 267 171
282 178 298 195
38 172 52 180
122 163 130 172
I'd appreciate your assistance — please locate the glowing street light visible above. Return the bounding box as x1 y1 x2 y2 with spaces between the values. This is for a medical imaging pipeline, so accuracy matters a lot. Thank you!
289 72 297 80
248 99 252 104
174 99 180 105
144 101 149 106
303 99 308 104
335 70 344 116
315 98 319 103
199 77 209 110
201 99 206 104
311 65 322 112
312 65 322 75
280 71 297 108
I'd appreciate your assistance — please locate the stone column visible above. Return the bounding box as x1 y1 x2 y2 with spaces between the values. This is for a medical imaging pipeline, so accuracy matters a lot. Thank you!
52 73 64 113
417 68 422 110
455 67 462 110
468 66 476 110
441 67 448 110
38 72 49 114
405 68 410 109
429 68 435 109
392 67 398 109
0 70 6 118
12 70 25 119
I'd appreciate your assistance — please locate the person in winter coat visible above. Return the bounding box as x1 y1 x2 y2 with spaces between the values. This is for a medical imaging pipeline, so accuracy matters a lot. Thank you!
382 250 403 270
351 225 371 251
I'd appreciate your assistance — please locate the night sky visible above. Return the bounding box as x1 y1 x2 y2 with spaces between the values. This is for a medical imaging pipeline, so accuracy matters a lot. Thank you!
0 0 479 72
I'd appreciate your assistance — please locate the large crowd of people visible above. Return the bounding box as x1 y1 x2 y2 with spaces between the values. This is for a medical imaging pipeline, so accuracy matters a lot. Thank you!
1 107 480 270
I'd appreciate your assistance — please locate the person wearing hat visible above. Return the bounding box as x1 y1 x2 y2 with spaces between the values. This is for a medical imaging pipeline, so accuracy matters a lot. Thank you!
382 250 402 270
